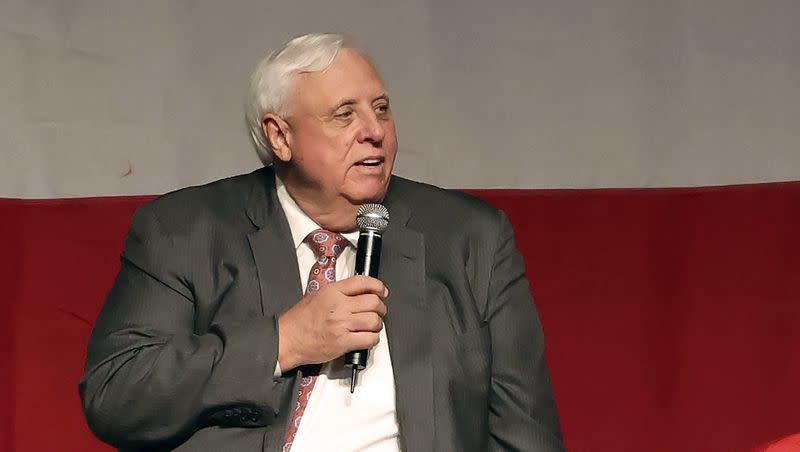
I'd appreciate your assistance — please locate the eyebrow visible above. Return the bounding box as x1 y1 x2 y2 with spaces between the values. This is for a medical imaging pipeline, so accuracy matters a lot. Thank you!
332 99 357 111
331 93 391 112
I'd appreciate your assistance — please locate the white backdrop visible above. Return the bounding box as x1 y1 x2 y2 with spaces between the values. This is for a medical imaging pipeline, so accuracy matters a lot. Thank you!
2 0 799 198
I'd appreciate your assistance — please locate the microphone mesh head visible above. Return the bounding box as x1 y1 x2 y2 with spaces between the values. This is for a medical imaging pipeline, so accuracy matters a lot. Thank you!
357 203 390 232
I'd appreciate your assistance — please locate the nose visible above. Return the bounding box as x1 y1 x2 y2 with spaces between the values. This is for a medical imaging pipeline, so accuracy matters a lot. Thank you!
356 111 385 144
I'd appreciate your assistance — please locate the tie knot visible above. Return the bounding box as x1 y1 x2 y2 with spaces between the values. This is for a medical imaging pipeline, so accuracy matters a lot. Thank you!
304 229 351 258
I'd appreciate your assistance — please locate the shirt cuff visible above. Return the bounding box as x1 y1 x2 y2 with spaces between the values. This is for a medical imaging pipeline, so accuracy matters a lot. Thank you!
273 361 282 378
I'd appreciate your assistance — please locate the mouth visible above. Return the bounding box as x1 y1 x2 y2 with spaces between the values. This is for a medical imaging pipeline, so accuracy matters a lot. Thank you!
354 156 385 167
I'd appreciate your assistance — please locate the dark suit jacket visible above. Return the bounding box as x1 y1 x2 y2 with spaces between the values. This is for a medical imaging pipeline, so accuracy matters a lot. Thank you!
80 166 563 451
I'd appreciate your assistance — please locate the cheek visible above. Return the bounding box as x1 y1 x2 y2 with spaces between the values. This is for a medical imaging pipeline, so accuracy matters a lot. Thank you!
314 126 356 157
384 123 398 150
296 132 350 166
385 132 399 164
341 133 360 156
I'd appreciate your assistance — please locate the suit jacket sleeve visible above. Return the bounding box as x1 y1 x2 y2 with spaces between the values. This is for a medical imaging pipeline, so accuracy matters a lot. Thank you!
79 205 281 449
486 211 565 451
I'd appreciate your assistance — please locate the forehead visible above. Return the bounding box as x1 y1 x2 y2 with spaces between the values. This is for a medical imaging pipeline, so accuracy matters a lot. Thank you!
289 48 386 112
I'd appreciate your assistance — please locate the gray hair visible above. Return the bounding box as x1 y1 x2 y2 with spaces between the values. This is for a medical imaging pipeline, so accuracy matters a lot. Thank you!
245 33 350 165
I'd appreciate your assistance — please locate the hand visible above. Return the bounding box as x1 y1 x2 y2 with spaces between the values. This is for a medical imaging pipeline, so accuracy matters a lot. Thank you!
277 275 389 371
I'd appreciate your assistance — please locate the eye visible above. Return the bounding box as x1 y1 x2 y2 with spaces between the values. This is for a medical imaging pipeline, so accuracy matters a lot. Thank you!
375 103 390 115
334 110 353 119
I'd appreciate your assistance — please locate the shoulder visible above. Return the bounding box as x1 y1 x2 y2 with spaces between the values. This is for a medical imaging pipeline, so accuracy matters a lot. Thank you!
133 167 268 235
389 175 503 236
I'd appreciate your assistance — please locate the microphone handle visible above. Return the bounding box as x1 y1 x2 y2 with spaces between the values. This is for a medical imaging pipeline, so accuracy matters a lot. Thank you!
345 231 382 371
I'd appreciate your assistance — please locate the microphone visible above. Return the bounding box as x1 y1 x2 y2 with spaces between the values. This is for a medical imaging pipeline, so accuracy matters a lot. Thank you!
345 203 390 393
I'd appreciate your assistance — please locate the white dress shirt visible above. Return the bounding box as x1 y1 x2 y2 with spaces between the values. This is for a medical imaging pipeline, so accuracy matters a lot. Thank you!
275 175 402 452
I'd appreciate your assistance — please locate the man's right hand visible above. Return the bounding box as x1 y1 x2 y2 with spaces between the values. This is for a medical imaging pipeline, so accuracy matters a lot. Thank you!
277 275 389 371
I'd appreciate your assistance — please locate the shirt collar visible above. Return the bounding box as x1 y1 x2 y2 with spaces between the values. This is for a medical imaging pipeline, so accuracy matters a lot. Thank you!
275 173 359 250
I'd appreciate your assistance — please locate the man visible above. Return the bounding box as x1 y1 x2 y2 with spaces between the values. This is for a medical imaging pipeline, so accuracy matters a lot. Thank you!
80 33 564 451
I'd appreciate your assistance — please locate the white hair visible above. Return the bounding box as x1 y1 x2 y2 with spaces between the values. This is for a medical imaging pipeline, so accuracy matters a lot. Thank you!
245 33 350 165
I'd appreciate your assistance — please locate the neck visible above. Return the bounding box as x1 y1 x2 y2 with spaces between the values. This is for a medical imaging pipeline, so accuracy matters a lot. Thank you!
276 166 359 232
291 191 359 232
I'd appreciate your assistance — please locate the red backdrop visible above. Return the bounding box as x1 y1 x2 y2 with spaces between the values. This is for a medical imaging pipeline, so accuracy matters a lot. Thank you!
2 182 799 451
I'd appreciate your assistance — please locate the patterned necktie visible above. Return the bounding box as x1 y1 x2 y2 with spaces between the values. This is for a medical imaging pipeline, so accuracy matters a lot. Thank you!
282 229 352 451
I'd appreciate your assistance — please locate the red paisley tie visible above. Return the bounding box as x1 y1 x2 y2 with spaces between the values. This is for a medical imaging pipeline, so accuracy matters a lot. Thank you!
282 229 351 451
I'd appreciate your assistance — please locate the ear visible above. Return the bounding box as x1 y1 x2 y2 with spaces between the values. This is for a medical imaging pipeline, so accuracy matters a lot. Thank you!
262 114 292 163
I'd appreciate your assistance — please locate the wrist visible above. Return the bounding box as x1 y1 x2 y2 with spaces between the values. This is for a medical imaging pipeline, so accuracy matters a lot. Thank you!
277 312 302 371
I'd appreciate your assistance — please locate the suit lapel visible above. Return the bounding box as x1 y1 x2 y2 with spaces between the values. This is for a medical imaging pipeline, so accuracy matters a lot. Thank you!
244 168 303 447
382 188 435 452
245 167 303 318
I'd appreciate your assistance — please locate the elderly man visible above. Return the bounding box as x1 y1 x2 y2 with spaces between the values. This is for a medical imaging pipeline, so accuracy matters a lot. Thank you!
80 33 563 451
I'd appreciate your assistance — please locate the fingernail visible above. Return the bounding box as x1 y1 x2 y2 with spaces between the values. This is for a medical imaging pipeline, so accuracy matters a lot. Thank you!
383 287 389 298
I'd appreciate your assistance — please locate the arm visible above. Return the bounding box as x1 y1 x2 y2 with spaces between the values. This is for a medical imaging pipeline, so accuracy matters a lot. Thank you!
486 211 565 451
79 206 280 449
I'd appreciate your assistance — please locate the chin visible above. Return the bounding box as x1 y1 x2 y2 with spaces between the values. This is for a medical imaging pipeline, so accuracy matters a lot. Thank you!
345 191 385 205
343 174 390 204
343 185 388 205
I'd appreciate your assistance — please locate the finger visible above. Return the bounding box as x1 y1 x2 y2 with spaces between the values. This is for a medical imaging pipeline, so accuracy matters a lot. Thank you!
343 331 381 352
347 312 384 332
348 295 387 317
336 275 388 298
